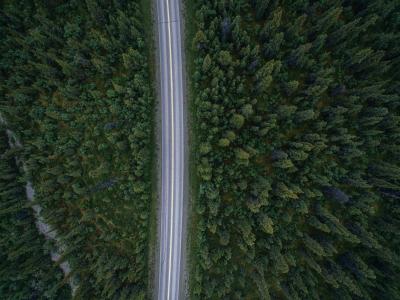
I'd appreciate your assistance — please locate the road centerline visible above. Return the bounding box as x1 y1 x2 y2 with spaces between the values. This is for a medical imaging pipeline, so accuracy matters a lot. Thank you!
166 0 175 299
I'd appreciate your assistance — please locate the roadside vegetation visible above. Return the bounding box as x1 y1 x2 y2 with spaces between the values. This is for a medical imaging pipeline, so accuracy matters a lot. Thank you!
0 1 154 298
189 0 400 299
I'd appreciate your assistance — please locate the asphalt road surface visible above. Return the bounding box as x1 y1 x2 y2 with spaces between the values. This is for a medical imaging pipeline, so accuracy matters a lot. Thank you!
156 0 185 299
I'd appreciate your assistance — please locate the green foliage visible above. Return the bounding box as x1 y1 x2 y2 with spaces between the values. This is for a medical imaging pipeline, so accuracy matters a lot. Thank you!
189 0 400 299
230 113 245 129
0 132 70 299
0 0 154 298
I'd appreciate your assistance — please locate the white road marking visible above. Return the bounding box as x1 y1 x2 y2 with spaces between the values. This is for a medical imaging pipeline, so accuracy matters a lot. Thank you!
166 0 175 299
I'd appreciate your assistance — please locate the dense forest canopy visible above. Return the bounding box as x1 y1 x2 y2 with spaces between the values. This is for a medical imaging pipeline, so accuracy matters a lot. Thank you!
189 0 400 299
0 130 70 299
0 0 154 298
1 0 399 299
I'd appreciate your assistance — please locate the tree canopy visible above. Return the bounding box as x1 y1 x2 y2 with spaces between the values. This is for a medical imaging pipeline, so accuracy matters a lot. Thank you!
189 0 400 299
0 0 154 298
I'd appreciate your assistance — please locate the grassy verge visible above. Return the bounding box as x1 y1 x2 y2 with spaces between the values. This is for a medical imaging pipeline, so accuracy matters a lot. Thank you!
140 0 158 298
182 0 200 298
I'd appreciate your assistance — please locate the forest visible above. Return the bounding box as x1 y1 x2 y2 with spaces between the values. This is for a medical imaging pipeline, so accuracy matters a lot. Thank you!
1 0 400 299
1 0 154 299
0 130 70 299
189 0 400 299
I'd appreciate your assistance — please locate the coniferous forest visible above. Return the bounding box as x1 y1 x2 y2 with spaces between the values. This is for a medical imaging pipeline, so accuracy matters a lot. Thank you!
1 0 400 299
1 0 154 299
189 0 399 299
0 131 70 299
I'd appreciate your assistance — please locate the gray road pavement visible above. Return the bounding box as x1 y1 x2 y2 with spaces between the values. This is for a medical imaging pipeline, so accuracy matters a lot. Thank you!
156 0 185 299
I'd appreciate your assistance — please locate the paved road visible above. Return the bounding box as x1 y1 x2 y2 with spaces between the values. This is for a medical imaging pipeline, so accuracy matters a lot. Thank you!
156 0 185 299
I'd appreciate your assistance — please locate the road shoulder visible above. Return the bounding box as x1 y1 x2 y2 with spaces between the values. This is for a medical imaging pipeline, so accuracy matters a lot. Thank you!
141 0 159 298
181 0 199 299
